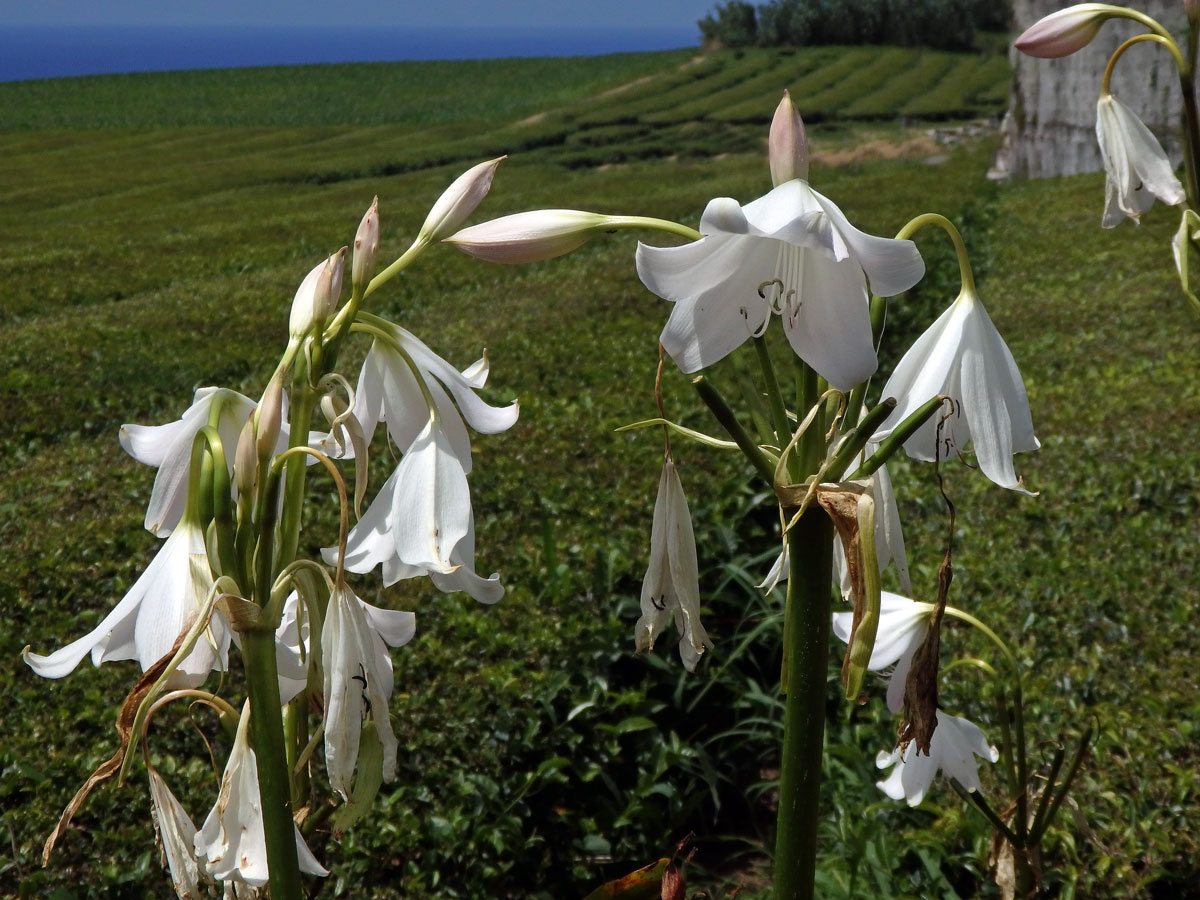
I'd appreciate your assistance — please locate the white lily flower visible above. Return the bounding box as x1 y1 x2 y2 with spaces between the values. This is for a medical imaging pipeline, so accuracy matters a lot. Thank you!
148 768 207 900
275 592 310 705
636 180 923 390
322 582 415 799
347 324 518 473
875 287 1038 493
635 458 713 672
875 710 999 806
328 449 504 603
23 518 228 686
1097 93 1186 228
195 704 328 887
120 387 258 537
832 592 932 713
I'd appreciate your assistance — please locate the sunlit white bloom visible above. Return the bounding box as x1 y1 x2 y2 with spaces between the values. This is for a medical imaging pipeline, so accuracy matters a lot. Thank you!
195 705 328 886
23 518 228 687
322 582 415 799
832 592 932 713
875 710 999 806
635 459 712 672
636 181 923 390
418 157 505 244
875 287 1038 493
1014 3 1116 58
328 448 504 603
1097 93 1186 228
120 387 257 537
348 324 518 474
149 768 207 900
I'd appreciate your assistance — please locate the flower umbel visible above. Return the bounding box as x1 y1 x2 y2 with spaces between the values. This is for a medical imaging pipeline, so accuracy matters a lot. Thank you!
635 458 712 671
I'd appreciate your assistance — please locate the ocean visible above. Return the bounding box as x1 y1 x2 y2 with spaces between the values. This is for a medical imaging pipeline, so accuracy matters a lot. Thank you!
0 24 700 83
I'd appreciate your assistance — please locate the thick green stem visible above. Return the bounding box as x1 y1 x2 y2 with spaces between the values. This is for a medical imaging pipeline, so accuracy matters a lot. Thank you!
773 507 834 900
243 630 304 900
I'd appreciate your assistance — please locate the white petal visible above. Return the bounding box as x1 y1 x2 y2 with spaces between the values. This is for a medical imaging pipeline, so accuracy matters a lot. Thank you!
810 187 925 296
778 247 877 391
148 768 206 899
390 421 471 573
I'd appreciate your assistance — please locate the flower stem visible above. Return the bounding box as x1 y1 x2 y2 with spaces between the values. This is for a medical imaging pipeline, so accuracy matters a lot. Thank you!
242 631 305 900
773 506 834 900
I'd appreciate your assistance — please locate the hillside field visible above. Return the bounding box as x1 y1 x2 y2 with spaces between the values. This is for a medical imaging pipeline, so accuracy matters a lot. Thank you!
2 44 1199 899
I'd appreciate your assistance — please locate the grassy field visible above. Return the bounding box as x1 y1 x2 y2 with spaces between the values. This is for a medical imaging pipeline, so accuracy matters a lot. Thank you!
3 43 1199 900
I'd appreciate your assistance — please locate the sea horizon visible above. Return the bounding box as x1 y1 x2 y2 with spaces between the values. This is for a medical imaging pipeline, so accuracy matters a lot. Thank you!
0 23 700 84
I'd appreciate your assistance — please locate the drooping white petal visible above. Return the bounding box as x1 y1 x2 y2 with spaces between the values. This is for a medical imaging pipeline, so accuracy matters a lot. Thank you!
1097 94 1186 228
635 459 712 671
875 710 999 806
275 593 310 705
390 419 471 573
810 188 925 297
427 512 504 604
23 520 227 686
120 388 258 537
777 244 877 391
195 705 328 886
322 583 403 799
149 768 207 900
877 290 1037 492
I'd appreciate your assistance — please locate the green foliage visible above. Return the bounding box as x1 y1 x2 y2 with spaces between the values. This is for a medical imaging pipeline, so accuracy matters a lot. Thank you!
4 42 1199 900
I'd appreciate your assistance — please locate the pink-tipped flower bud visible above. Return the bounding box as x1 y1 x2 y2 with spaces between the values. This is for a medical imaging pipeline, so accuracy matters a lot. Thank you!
233 413 258 496
352 197 380 290
256 376 284 459
1015 3 1116 58
418 156 505 244
769 90 809 185
288 248 346 338
445 209 610 264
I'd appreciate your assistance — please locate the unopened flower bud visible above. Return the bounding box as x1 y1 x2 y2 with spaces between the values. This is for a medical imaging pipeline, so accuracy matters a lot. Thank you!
418 157 505 245
769 90 808 185
1014 3 1116 58
352 197 380 290
288 248 346 337
233 413 258 497
256 376 284 459
445 209 610 264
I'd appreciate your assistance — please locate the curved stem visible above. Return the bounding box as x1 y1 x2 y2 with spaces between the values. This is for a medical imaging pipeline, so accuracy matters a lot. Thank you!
603 215 703 242
895 213 976 296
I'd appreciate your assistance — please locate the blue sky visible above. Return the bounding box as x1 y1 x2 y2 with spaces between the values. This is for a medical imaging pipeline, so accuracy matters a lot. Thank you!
5 0 720 29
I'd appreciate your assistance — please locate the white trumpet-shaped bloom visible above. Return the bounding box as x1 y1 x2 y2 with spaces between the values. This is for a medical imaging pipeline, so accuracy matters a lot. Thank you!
832 592 932 713
635 459 712 672
195 705 328 886
875 710 999 806
322 582 415 800
636 179 923 390
1097 93 1186 228
329 454 504 603
120 387 258 537
875 288 1038 493
23 518 228 686
349 324 518 473
149 768 207 900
